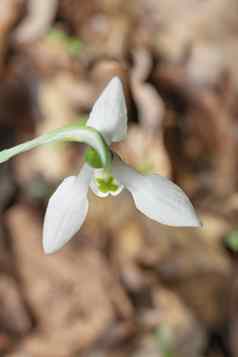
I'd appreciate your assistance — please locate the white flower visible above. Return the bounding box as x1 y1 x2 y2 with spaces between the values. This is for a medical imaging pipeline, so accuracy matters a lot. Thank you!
43 77 201 254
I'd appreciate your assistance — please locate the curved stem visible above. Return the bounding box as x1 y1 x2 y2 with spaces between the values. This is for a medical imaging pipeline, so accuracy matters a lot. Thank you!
0 125 111 169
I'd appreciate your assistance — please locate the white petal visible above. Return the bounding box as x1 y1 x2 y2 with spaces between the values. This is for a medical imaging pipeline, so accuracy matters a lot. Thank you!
112 155 201 227
87 77 127 144
43 164 93 254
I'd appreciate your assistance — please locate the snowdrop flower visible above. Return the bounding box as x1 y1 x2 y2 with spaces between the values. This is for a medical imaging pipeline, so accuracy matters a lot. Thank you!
43 77 201 254
0 77 201 255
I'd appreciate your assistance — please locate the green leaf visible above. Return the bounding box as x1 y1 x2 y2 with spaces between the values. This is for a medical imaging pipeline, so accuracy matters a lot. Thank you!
225 230 238 252
47 29 82 56
0 123 111 169
67 38 82 56
47 29 66 42
154 326 174 357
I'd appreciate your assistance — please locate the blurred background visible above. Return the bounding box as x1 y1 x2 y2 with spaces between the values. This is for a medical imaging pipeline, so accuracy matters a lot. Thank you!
0 0 238 356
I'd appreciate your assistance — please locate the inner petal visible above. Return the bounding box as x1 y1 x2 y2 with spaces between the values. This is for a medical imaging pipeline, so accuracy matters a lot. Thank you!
90 169 124 197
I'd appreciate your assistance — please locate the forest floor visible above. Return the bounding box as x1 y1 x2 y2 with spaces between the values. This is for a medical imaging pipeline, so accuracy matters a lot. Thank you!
1 1 238 356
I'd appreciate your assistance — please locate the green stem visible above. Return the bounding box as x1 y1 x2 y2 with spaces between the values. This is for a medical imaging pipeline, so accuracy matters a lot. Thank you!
0 125 111 169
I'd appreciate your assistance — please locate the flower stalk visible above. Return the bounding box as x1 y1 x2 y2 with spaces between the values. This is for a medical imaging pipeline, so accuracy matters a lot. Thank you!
0 122 112 170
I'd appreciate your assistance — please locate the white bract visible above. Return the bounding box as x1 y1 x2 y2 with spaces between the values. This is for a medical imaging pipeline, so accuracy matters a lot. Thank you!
43 77 201 254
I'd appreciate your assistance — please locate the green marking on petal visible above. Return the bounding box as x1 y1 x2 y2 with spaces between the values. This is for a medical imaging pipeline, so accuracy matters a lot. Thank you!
96 175 120 193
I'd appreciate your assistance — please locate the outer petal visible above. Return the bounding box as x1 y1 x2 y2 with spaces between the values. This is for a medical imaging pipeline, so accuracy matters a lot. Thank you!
112 155 201 227
87 77 127 144
43 164 93 254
